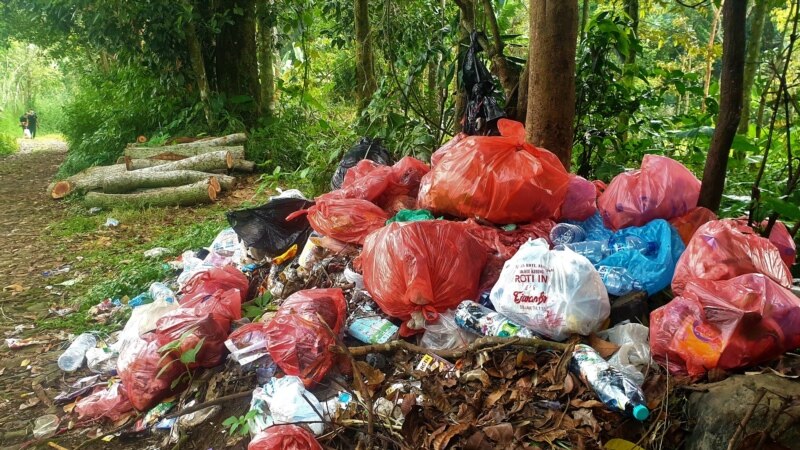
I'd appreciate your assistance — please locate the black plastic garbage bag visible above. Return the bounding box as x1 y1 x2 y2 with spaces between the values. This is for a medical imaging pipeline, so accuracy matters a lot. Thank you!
462 32 505 136
226 197 315 257
331 137 392 190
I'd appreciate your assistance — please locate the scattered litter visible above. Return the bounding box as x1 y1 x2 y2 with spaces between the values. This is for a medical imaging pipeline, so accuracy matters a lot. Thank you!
42 265 71 277
48 307 75 317
5 338 43 349
248 376 324 436
104 217 119 227
33 414 60 439
144 247 173 259
56 277 83 287
88 207 102 214
4 324 34 336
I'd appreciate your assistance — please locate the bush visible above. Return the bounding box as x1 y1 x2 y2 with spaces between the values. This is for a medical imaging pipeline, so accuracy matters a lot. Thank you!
0 133 16 156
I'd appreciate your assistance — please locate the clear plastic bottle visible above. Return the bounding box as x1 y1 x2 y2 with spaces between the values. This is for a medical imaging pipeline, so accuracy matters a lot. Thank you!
57 333 97 372
570 344 649 421
555 240 609 264
33 414 60 438
549 223 587 245
149 282 176 304
597 266 644 296
454 300 536 338
608 236 659 256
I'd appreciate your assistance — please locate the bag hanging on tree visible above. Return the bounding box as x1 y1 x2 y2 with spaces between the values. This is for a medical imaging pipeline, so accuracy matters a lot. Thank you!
490 239 610 341
418 119 570 224
598 155 701 230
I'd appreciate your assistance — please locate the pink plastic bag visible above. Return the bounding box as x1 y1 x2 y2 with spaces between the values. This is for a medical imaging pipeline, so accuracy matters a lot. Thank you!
669 207 718 245
418 119 570 224
650 274 800 377
558 175 598 221
766 220 796 268
598 155 701 230
75 383 134 422
306 195 390 244
672 219 792 295
248 425 322 450
360 221 487 334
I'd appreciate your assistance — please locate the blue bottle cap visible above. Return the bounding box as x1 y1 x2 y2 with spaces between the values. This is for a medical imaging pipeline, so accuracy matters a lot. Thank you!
632 404 650 421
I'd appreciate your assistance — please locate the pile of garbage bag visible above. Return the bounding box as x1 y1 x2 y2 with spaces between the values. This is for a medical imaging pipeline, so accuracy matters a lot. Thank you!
52 120 799 449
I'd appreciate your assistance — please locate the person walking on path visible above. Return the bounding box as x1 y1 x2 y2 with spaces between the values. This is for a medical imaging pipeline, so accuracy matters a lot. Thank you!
19 113 29 138
26 110 38 139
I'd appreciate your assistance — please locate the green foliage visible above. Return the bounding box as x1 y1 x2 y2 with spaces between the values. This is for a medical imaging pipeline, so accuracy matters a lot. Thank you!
243 292 273 321
222 410 259 436
0 132 15 156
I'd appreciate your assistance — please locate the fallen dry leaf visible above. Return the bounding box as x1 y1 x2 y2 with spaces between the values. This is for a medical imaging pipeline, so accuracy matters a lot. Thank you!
570 398 604 409
483 422 514 444
485 386 508 409
461 369 491 388
355 361 385 387
532 428 568 444
573 408 601 434
589 334 620 359
432 422 471 450
463 430 493 450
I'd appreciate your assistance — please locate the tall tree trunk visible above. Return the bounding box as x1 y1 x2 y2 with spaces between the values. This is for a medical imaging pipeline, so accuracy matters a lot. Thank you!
525 0 579 170
698 0 747 211
516 60 529 125
257 0 276 117
580 0 590 41
617 0 639 140
702 2 723 112
216 0 261 126
354 0 377 112
185 12 215 129
737 0 771 135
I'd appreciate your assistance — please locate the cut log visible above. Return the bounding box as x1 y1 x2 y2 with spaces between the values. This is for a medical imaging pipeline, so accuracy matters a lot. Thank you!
125 157 169 170
137 151 233 174
169 133 246 148
124 145 245 160
84 178 218 208
232 160 255 172
101 170 236 194
48 164 127 199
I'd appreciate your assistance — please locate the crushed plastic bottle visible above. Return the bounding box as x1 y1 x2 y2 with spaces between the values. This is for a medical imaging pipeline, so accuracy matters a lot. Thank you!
148 282 176 304
570 344 649 421
608 235 659 256
454 300 536 338
597 266 645 296
57 332 97 372
33 414 60 438
549 223 587 245
555 240 609 265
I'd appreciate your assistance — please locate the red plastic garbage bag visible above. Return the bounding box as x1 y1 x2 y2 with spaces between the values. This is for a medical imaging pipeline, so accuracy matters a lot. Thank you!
180 288 242 331
431 133 467 166
75 383 134 422
306 195 390 245
418 119 570 224
598 155 701 230
672 219 792 295
558 175 598 221
120 338 186 411
650 274 800 377
180 265 250 300
340 160 394 202
265 289 347 387
766 220 796 268
669 207 717 245
383 156 430 199
360 221 487 334
248 425 322 450
155 311 228 369
228 322 270 349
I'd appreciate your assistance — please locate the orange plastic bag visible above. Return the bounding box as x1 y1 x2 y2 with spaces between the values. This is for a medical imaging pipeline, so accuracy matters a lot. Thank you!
558 175 598 221
248 425 322 450
265 289 346 387
598 155 701 230
672 219 792 295
120 338 187 411
75 383 134 422
418 119 570 224
154 311 229 369
360 221 487 334
650 274 800 377
669 207 717 245
306 195 389 245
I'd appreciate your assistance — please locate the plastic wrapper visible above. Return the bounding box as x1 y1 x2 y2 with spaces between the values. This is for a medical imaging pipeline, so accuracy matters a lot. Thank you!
225 322 270 365
420 309 478 350
672 219 792 295
248 376 324 436
598 155 701 230
154 311 228 369
119 338 186 411
248 425 323 450
559 175 598 221
75 383 134 422
331 137 391 190
597 323 651 386
179 265 249 301
490 238 610 341
418 119 570 224
227 197 315 258
306 195 389 245
209 228 240 257
180 287 243 331
115 297 178 371
650 274 800 377
360 221 488 334
597 219 685 295
266 289 346 386
669 207 717 245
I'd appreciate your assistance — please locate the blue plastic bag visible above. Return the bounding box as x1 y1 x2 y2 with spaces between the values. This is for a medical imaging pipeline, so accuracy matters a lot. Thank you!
568 211 613 243
598 219 685 295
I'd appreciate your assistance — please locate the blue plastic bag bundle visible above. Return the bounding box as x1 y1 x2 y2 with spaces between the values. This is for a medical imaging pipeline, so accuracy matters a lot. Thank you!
568 211 613 243
598 219 685 295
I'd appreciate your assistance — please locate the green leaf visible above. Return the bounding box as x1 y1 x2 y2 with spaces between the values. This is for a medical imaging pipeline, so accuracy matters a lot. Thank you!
761 196 800 221
156 359 177 379
731 135 758 154
222 416 238 428
180 337 206 365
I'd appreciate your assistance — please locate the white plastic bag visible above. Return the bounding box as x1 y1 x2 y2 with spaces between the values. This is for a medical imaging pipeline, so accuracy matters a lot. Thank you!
597 322 651 385
247 376 324 436
114 297 178 372
420 309 477 350
490 238 610 341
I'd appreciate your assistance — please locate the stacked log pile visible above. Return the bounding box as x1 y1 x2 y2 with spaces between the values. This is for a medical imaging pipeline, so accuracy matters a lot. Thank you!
47 133 255 207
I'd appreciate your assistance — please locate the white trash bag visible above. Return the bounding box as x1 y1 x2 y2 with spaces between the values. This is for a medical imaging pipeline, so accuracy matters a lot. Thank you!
490 238 610 341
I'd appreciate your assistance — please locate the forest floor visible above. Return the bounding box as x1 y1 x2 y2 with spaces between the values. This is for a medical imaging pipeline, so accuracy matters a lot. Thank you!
0 139 258 450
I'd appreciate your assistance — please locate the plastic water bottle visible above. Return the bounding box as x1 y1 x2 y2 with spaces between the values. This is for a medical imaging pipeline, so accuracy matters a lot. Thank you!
549 223 587 245
609 236 659 256
597 266 644 296
570 344 649 421
454 300 536 338
555 241 609 264
149 282 176 303
57 333 97 372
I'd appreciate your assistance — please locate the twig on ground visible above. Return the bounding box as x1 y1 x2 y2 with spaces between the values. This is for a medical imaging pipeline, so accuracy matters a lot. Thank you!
726 387 767 450
163 390 252 420
344 336 569 359
755 397 788 450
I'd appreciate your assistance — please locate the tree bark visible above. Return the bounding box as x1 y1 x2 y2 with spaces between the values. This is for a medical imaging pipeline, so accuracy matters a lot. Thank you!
215 0 261 125
354 0 377 112
480 0 522 119
516 55 529 124
124 145 244 160
230 160 256 172
185 5 215 130
525 0 579 170
256 0 276 116
580 0 590 41
137 151 234 173
702 2 723 112
101 170 236 194
84 179 219 208
698 0 747 211
126 158 170 170
737 0 771 135
48 164 128 199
